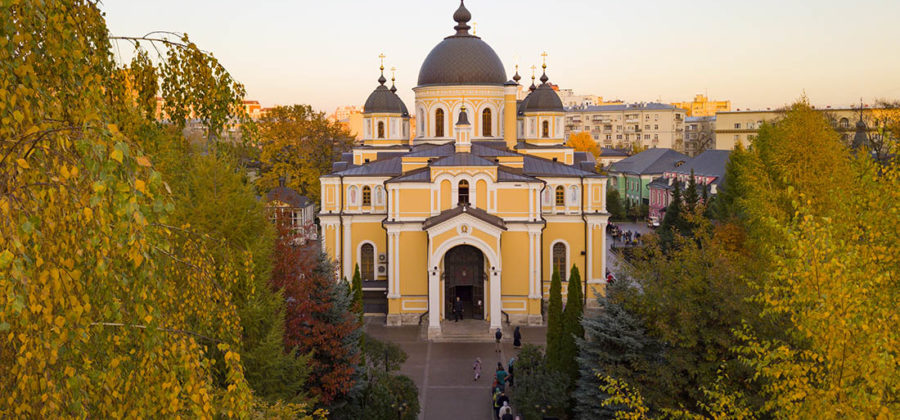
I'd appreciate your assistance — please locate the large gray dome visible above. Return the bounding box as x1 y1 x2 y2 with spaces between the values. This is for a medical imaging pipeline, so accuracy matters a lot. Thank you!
417 1 506 87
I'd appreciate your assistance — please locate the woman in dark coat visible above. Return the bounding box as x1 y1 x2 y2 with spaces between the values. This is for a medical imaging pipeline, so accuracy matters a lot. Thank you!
512 326 522 348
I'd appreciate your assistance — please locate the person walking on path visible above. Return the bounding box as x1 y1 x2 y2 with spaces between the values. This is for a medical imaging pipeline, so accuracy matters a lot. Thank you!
492 387 502 419
473 357 482 381
453 296 463 322
512 326 521 348
495 363 508 389
507 356 516 388
494 327 503 352
498 401 512 419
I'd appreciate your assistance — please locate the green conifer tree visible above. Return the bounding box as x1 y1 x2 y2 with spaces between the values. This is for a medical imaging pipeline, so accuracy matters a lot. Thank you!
561 265 585 381
351 264 364 322
546 267 564 370
684 169 700 213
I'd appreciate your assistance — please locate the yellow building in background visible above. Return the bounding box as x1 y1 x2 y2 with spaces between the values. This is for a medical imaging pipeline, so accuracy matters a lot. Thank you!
672 94 731 117
319 2 609 338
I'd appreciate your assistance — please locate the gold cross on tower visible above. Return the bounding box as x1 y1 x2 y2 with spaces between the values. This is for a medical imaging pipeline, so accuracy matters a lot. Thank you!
541 51 548 70
378 53 386 71
390 67 397 82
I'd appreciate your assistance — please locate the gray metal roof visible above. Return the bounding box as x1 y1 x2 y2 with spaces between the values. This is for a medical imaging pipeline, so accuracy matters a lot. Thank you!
522 155 599 178
431 153 498 167
266 186 311 209
608 148 690 175
599 147 630 157
497 168 540 182
422 204 506 230
387 167 431 183
671 149 731 179
363 84 408 115
331 156 403 177
520 82 564 113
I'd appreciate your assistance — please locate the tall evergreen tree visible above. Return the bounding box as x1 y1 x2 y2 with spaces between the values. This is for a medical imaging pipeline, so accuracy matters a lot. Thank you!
546 267 564 371
560 265 585 380
575 293 663 419
658 180 684 249
351 264 364 322
684 169 700 213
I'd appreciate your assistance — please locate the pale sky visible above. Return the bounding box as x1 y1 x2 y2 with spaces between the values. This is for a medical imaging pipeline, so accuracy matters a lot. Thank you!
102 0 900 115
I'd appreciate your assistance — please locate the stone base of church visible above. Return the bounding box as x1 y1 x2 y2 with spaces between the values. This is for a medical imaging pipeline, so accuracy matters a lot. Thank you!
506 313 544 326
386 313 424 326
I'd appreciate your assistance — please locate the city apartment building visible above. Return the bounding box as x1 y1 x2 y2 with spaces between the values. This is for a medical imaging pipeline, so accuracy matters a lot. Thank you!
565 103 687 152
714 107 871 150
671 94 731 117
684 116 716 156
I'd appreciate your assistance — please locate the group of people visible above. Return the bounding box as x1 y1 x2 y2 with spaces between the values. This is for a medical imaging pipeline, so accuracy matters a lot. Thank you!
472 326 523 419
477 358 517 419
608 224 642 246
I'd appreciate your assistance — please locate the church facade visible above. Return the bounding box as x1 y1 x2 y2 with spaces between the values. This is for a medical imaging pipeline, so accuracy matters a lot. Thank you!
319 1 609 337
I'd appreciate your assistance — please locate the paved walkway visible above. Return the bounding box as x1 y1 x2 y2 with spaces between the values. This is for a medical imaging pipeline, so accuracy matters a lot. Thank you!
365 318 546 420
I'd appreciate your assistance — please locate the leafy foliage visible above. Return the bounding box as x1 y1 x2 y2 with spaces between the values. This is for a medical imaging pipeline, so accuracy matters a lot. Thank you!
546 267 564 371
255 105 353 203
335 334 419 420
512 344 570 420
272 228 361 407
576 292 663 419
607 189 626 220
560 265 585 381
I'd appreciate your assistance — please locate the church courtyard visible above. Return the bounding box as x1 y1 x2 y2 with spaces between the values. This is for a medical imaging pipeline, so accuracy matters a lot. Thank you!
365 318 547 420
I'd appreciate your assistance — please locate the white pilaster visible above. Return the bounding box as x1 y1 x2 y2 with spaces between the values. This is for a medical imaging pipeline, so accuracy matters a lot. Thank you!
342 218 352 280
489 269 502 331
387 232 400 298
428 268 441 337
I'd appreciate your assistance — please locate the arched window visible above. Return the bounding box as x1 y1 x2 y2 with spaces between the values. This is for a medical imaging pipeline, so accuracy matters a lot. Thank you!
360 243 375 281
482 108 492 137
458 180 469 205
377 121 385 138
542 120 550 138
374 186 384 206
435 109 445 137
555 186 565 206
362 186 371 206
552 242 567 279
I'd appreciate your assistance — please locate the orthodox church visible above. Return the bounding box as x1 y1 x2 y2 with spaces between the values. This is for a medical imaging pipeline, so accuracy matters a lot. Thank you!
319 1 609 337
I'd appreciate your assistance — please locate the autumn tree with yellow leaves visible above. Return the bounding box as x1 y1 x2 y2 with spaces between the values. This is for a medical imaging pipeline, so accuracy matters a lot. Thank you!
0 1 324 418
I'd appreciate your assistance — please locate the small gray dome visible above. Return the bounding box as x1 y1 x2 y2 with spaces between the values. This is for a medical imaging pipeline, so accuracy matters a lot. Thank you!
417 2 506 87
364 84 408 115
520 83 563 113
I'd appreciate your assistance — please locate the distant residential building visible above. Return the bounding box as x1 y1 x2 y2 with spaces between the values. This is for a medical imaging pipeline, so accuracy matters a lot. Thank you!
266 182 317 245
242 100 263 120
713 106 873 150
597 147 630 168
607 148 689 206
671 94 731 117
684 116 716 157
565 103 687 152
648 149 731 220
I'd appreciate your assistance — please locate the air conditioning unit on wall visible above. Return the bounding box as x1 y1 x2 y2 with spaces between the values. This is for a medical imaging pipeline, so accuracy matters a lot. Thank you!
377 253 388 278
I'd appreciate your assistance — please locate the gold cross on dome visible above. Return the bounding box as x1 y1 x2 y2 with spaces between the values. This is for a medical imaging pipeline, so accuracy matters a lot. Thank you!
473 22 478 35
530 65 536 79
390 67 397 81
378 53 386 70
541 51 548 69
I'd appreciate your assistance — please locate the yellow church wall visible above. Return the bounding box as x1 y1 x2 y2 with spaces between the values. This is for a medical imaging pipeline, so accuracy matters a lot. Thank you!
322 184 338 212
475 179 487 210
349 222 386 279
500 232 529 296
472 229 499 256
543 221 586 281
398 231 428 297
496 188 530 217
323 225 337 260
440 180 452 211
397 189 431 217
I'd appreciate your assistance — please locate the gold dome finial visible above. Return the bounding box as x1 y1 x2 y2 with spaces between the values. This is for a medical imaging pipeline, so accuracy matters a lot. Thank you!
541 51 548 70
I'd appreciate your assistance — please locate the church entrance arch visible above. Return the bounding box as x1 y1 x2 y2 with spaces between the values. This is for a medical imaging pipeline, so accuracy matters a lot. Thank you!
443 245 485 320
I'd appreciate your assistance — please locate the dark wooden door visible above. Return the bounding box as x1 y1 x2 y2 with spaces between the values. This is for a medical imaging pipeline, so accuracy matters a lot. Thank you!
445 245 484 319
